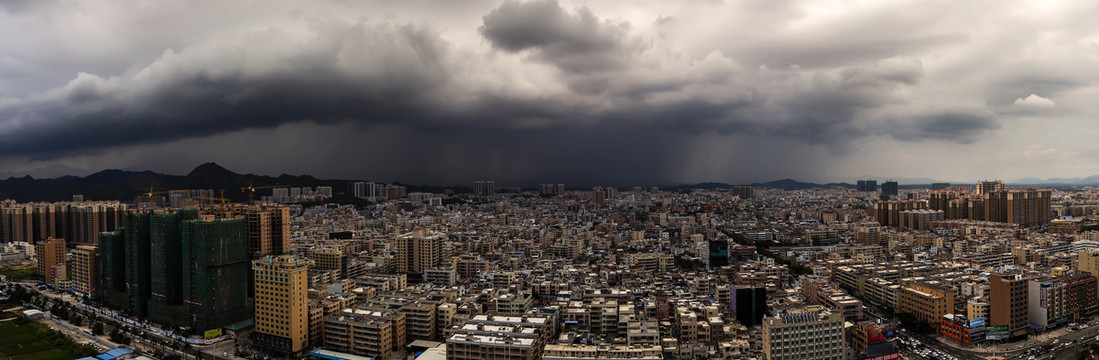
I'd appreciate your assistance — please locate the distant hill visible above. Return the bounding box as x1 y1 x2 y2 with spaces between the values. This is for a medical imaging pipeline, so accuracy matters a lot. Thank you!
1009 175 1099 187
0 164 92 179
750 178 825 190
0 162 451 203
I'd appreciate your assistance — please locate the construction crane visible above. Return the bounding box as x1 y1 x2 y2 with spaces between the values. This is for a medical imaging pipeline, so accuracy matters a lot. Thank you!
240 182 287 205
194 191 232 218
144 187 188 208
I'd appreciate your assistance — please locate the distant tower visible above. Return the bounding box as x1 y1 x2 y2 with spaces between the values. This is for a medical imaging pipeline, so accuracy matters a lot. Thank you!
732 186 754 199
592 187 607 207
857 180 878 192
881 181 899 196
976 180 1004 195
474 181 495 196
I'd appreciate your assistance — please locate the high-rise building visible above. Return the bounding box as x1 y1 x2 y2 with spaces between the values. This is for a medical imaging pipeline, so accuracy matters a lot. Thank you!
1064 273 1098 320
98 210 251 333
1078 250 1099 302
976 180 1004 195
732 285 768 326
35 237 66 284
1028 278 1069 329
394 230 444 275
591 187 606 208
731 185 754 199
983 189 1052 227
372 183 388 201
148 209 200 320
473 181 495 196
179 216 252 332
872 199 928 227
881 181 899 196
708 240 729 268
539 184 566 196
254 255 311 354
0 201 126 244
761 306 846 360
71 203 126 244
385 185 407 200
71 245 98 296
990 273 1029 339
351 182 369 199
246 205 290 256
927 190 959 212
98 230 128 312
857 180 878 192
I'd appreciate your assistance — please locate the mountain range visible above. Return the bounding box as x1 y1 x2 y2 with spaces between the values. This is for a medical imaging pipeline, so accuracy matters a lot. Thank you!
0 162 402 203
2 163 1097 203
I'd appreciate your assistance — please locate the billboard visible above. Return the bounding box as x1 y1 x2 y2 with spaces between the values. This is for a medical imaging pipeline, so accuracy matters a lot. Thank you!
867 325 887 344
883 323 897 341
866 323 897 345
857 352 900 360
986 325 1009 340
204 328 223 340
969 317 985 329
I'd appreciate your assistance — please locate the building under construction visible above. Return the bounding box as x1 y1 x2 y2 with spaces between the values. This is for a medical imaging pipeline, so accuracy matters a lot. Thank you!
97 209 251 334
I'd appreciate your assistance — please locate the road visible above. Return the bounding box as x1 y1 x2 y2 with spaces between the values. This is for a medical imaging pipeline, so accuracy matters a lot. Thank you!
13 282 244 360
864 308 983 360
1035 323 1099 360
867 304 1099 360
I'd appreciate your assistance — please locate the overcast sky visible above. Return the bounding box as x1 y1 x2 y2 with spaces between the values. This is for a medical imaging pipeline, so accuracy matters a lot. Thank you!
1 0 1097 186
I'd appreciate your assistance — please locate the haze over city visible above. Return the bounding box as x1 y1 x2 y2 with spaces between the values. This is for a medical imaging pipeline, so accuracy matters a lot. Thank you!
1 1 1098 185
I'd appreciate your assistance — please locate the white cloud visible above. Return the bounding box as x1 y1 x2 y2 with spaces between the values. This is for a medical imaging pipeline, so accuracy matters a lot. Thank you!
1014 94 1056 107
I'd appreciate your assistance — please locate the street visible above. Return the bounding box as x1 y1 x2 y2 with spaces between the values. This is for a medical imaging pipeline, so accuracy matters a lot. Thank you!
867 305 1099 360
10 282 246 360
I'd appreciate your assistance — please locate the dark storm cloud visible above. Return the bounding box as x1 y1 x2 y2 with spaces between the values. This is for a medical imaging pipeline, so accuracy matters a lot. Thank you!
480 0 635 73
0 0 1017 167
883 108 1000 143
0 21 457 157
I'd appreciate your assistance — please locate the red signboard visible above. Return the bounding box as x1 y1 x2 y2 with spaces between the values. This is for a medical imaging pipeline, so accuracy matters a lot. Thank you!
867 326 887 344
858 352 900 360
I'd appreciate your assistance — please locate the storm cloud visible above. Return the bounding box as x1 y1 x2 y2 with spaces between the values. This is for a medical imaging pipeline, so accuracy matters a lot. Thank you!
0 0 1097 184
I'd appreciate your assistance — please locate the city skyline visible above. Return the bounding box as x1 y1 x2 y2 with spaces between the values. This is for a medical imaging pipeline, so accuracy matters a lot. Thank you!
1 1 1098 185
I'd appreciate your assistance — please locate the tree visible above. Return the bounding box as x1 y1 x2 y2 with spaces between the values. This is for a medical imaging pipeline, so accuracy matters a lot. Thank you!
71 315 83 327
92 322 104 335
110 329 131 345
